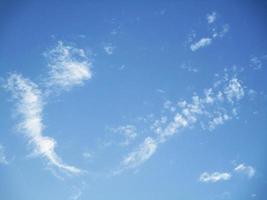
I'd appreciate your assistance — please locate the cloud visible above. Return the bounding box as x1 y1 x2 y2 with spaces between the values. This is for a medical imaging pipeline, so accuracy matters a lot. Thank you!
249 56 262 70
190 38 212 51
199 172 231 183
121 137 157 169
199 162 255 183
104 45 115 55
70 189 82 200
224 78 244 102
118 74 246 171
110 125 137 146
234 163 255 178
249 55 267 70
5 73 82 175
189 13 229 51
45 41 92 91
207 12 217 24
82 152 92 159
208 112 230 131
0 144 8 165
180 63 198 73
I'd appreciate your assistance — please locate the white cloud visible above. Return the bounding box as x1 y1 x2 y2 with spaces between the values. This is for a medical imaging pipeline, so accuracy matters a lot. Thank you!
111 125 137 146
45 41 92 91
0 144 8 165
208 112 230 131
220 24 230 37
119 74 246 171
121 137 157 169
189 13 229 51
199 172 231 183
70 190 82 200
250 57 262 70
249 55 267 70
190 38 212 51
104 45 115 55
234 163 255 178
224 78 244 103
207 12 217 24
82 152 92 160
180 63 198 73
5 73 82 175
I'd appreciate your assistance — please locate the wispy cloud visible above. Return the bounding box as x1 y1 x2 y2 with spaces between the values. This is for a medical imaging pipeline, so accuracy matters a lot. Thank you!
180 62 199 73
190 38 212 51
82 152 92 159
110 125 137 146
5 73 82 175
207 12 217 24
234 163 255 178
4 41 93 175
45 41 92 91
249 56 262 70
121 137 157 169
224 78 245 102
70 189 82 200
104 45 115 55
199 172 231 183
249 55 267 70
189 12 229 52
117 73 247 171
0 144 8 165
199 162 255 183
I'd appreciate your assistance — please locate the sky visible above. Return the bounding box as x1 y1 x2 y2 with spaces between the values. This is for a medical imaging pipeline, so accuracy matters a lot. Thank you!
0 1 267 200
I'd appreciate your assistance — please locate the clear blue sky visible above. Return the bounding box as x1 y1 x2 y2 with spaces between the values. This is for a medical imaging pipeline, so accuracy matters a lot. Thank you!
0 1 267 200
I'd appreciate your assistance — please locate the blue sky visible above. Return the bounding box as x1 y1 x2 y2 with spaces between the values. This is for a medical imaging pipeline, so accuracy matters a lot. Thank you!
0 1 267 200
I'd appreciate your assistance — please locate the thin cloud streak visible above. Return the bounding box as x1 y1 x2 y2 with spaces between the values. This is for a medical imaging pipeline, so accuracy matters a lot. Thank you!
0 144 8 165
207 12 217 24
5 73 83 175
234 163 256 178
4 41 93 175
190 38 212 51
199 172 231 183
118 73 246 171
45 41 92 91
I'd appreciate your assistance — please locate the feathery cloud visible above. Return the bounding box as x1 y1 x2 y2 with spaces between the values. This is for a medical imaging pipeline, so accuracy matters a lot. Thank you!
190 38 212 51
5 73 82 175
249 55 267 70
45 41 92 91
0 144 8 165
189 13 229 51
121 137 157 169
104 45 115 55
207 12 217 24
199 172 231 183
234 163 255 178
110 125 137 146
224 78 244 102
118 74 246 171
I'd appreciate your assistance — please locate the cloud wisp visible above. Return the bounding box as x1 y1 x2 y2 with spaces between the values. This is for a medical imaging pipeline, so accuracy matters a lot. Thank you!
109 125 138 146
189 12 229 52
199 162 256 183
190 38 212 51
118 73 246 171
207 12 217 24
44 41 92 91
5 41 92 175
5 74 82 174
121 137 157 170
0 144 8 165
104 45 115 55
234 163 256 178
199 172 231 183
